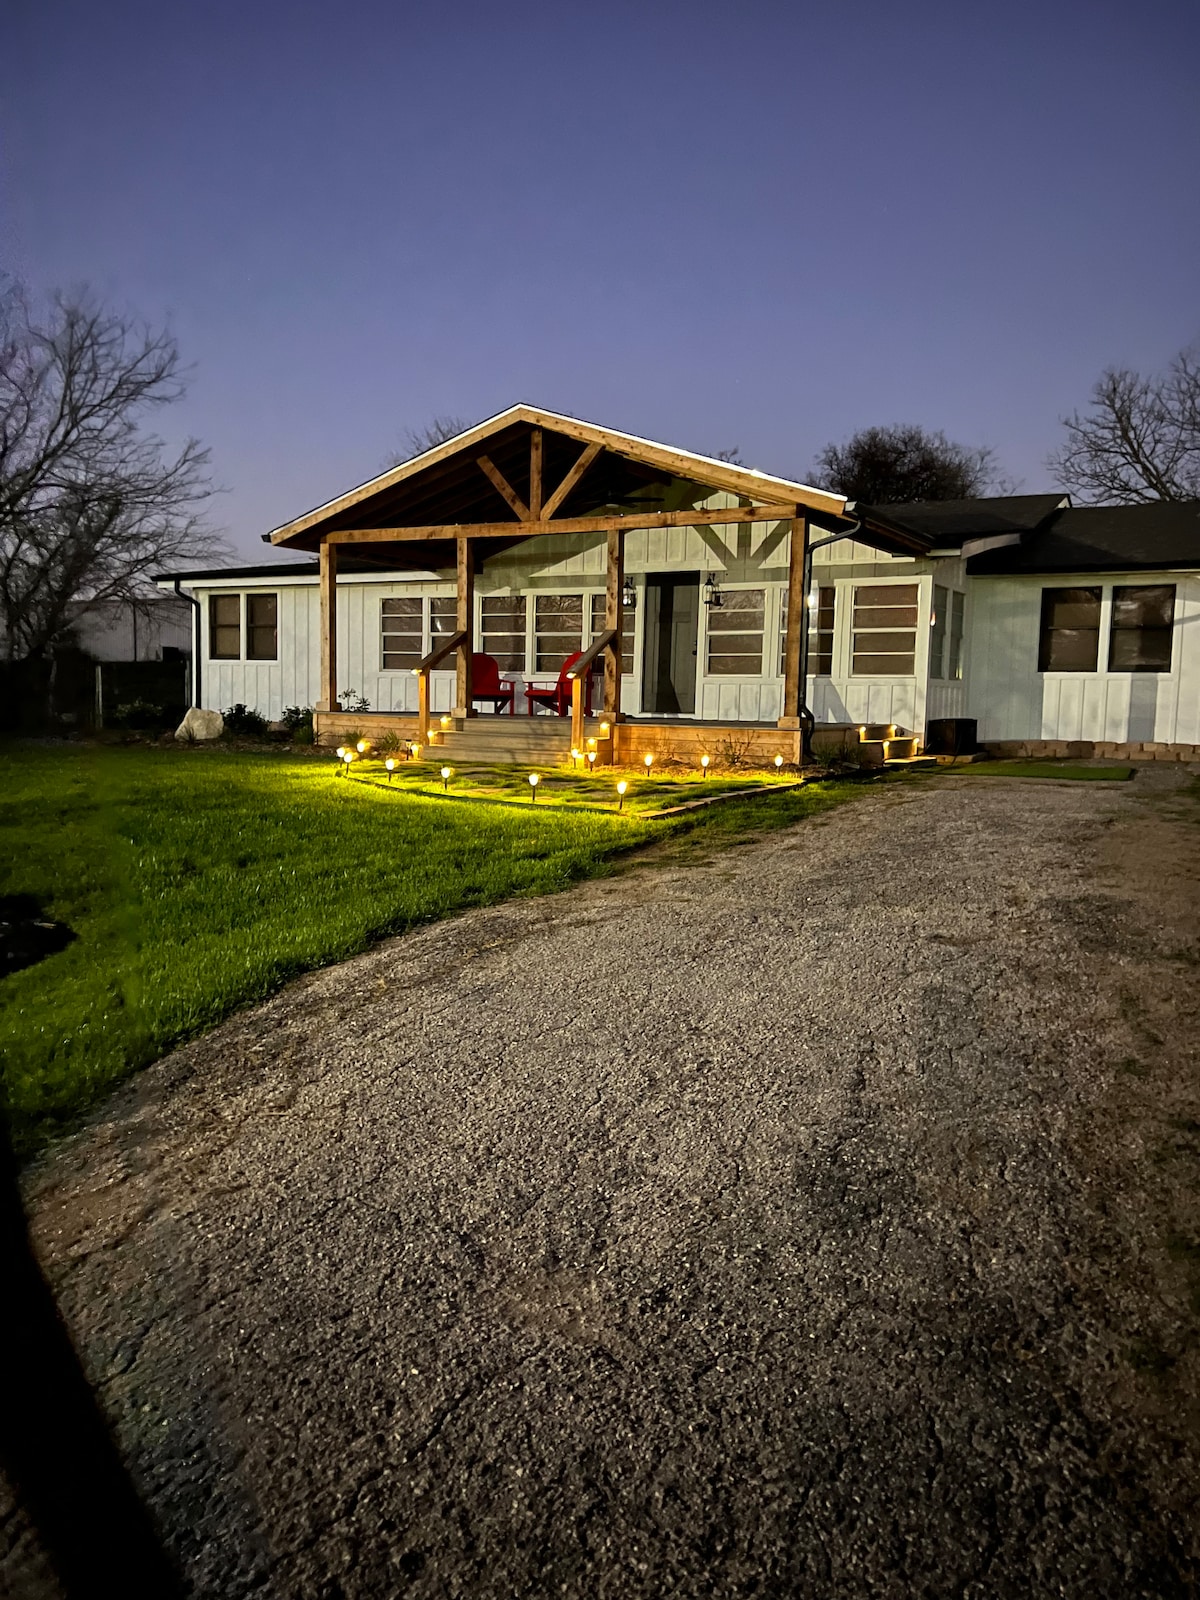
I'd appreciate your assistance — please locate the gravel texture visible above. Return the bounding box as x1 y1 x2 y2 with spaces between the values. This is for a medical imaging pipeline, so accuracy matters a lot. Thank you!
5 769 1200 1598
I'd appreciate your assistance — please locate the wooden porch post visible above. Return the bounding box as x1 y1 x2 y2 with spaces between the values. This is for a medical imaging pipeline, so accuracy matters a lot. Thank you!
318 539 338 712
454 536 474 718
779 514 808 728
417 671 430 746
603 526 625 720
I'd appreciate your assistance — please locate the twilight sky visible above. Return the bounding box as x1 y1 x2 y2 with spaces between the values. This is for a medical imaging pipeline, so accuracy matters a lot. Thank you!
5 0 1199 561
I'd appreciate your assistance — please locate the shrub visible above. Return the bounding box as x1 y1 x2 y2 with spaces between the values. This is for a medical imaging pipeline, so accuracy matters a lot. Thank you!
375 729 406 758
282 705 315 742
110 699 167 731
338 688 370 714
221 703 269 738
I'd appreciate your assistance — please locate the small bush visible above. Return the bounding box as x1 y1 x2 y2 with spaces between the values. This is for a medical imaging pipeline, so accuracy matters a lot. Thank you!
338 688 370 714
715 731 757 769
375 729 407 758
283 705 315 743
222 703 269 738
110 699 168 731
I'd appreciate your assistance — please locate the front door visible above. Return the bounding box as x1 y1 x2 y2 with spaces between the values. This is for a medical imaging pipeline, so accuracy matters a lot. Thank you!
642 573 700 714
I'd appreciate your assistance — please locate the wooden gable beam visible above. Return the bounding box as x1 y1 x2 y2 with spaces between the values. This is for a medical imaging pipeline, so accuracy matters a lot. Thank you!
529 428 543 520
325 502 799 543
476 454 531 521
541 442 602 520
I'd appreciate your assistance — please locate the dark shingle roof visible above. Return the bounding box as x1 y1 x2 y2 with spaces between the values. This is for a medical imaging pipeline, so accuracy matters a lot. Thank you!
861 494 1066 545
967 503 1200 574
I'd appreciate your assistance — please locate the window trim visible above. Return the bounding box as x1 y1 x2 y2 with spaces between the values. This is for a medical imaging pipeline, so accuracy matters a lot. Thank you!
245 591 278 662
208 593 241 661
705 585 766 678
1107 583 1175 674
1038 586 1102 673
850 581 920 678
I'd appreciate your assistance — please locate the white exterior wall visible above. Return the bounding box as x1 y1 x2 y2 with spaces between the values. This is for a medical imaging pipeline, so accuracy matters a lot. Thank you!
199 582 321 722
964 571 1200 745
174 507 961 729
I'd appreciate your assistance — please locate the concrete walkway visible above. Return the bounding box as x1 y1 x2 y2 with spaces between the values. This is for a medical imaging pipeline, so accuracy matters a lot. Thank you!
7 770 1200 1597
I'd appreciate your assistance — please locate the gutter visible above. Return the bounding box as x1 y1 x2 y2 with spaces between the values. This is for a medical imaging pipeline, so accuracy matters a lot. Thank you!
173 579 202 709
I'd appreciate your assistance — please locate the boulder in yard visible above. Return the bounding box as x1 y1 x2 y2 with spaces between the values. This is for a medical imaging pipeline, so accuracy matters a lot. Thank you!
176 707 224 742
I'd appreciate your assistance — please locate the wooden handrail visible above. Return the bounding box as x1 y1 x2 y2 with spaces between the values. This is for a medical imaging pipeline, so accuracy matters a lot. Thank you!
413 629 468 744
566 628 617 680
412 630 468 675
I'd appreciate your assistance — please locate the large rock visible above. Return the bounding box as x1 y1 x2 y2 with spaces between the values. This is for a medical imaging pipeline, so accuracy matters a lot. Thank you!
175 707 224 742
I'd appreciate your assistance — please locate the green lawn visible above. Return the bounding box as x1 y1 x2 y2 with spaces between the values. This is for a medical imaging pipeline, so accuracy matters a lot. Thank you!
337 753 798 814
1 743 859 1156
945 760 1136 781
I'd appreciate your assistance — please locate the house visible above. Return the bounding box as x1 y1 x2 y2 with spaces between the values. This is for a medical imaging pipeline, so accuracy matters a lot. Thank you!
63 595 192 663
156 405 1200 763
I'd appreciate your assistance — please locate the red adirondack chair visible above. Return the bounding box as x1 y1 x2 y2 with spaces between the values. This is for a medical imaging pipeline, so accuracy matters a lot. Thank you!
525 651 593 717
471 652 516 714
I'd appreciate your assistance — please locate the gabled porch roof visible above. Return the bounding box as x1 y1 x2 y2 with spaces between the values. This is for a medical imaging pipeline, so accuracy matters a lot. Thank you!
267 404 854 562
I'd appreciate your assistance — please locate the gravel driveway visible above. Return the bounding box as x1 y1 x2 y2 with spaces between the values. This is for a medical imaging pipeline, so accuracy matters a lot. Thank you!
6 770 1200 1598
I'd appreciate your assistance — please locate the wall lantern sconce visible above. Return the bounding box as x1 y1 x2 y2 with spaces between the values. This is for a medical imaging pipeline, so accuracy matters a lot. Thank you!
703 573 724 608
621 578 637 612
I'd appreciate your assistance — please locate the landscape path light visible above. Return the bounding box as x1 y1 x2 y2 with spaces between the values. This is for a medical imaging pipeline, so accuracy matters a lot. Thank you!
587 751 597 769
643 752 654 772
700 754 710 778
356 739 369 754
570 747 580 768
441 765 452 792
528 773 540 801
616 779 628 812
774 754 785 774
385 757 396 783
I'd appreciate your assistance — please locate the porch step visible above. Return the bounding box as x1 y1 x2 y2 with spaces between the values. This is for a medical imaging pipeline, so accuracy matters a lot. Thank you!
434 716 589 766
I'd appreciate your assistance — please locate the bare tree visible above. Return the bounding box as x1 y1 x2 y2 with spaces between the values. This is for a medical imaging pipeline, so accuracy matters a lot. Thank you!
1049 345 1200 503
811 424 1001 504
0 284 221 662
385 414 472 468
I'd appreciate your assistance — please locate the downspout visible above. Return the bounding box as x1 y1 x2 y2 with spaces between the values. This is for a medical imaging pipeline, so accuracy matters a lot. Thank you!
798 507 862 762
173 579 201 710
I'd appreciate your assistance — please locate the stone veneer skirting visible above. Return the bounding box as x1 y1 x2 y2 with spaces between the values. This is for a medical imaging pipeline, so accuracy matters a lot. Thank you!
983 740 1200 763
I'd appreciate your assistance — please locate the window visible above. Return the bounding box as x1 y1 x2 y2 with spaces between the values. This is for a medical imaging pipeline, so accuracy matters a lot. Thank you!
481 595 527 673
430 595 457 641
1039 587 1101 672
930 586 948 678
779 586 834 676
707 588 764 676
930 587 964 680
852 583 918 675
589 593 634 675
381 596 423 670
1109 585 1175 672
948 591 965 680
535 594 583 670
246 593 278 661
209 594 240 659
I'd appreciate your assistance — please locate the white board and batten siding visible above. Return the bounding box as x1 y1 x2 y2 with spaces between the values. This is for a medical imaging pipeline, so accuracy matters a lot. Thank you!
174 519 962 732
966 572 1200 746
201 583 319 722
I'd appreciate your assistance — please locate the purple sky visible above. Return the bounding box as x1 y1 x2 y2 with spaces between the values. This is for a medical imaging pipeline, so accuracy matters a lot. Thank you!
6 0 1199 561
